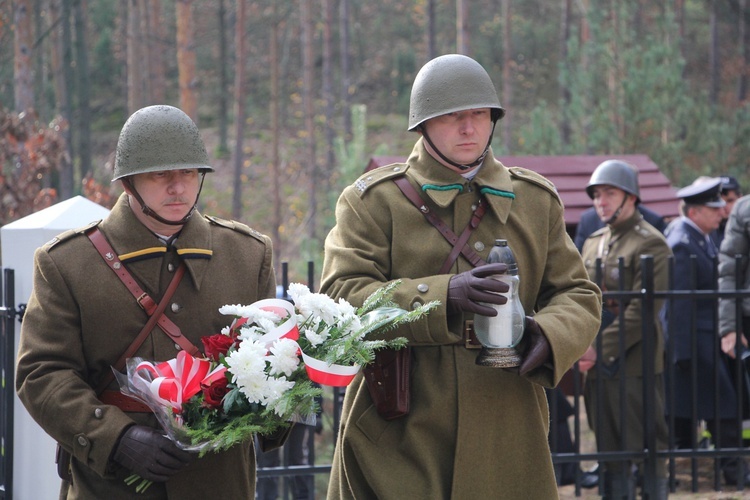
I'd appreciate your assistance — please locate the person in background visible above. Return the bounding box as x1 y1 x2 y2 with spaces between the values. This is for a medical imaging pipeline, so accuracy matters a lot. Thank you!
16 105 279 498
662 177 750 485
580 159 670 499
321 53 601 499
711 175 742 247
575 204 666 252
718 179 750 483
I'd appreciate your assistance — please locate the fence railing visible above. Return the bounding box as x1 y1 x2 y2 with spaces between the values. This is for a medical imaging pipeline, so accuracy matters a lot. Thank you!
3 256 750 499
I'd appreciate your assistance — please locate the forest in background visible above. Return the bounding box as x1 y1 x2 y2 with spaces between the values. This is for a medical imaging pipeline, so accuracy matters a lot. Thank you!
2 0 750 281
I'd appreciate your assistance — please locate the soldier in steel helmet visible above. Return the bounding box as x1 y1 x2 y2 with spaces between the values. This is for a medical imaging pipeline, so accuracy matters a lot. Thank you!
321 54 601 498
580 159 671 498
16 105 277 498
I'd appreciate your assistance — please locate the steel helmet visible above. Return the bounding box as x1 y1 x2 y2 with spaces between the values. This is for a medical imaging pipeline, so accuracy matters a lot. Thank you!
407 54 505 131
112 105 213 181
586 160 641 202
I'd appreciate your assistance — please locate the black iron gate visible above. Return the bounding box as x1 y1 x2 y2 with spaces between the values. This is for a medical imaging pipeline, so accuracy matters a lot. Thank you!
0 269 16 500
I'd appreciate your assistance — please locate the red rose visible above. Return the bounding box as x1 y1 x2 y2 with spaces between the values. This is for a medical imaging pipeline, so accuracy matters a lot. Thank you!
201 334 234 361
201 376 230 409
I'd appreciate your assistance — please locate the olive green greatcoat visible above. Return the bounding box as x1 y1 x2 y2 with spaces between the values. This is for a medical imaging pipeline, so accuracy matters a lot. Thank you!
580 210 669 377
16 193 276 500
321 139 602 500
580 210 670 476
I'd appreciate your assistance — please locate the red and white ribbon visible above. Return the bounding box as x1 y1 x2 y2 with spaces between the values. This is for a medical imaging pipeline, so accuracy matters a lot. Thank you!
135 350 226 412
252 299 300 346
301 352 360 387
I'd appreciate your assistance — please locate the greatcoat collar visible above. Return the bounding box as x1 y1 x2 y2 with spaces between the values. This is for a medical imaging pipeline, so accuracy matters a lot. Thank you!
98 193 212 292
406 138 515 224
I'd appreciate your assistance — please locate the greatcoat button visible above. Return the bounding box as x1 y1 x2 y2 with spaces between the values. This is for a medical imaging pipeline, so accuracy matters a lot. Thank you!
168 263 175 272
171 303 181 313
411 301 422 310
474 241 485 252
417 283 429 293
94 408 103 419
77 436 88 446
175 343 182 351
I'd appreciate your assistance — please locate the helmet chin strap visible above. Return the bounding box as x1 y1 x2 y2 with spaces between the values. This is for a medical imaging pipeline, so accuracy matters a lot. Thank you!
123 173 206 227
604 194 629 225
421 120 497 171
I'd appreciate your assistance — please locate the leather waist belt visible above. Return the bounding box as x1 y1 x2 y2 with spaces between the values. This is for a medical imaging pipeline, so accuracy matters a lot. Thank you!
458 320 482 349
99 390 152 413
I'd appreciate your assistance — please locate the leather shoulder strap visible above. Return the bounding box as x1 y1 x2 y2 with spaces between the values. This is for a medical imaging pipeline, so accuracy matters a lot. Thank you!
392 177 486 272
87 228 200 394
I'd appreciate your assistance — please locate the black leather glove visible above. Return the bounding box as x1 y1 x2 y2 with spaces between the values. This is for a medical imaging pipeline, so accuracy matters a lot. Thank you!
447 263 509 316
519 316 552 376
113 425 194 482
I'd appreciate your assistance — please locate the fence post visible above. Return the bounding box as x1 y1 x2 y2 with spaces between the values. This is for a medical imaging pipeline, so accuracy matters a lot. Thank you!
1 269 15 500
640 255 658 498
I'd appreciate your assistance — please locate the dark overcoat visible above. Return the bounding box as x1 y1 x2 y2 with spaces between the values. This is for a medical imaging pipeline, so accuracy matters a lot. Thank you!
16 193 276 499
321 140 602 499
663 218 739 419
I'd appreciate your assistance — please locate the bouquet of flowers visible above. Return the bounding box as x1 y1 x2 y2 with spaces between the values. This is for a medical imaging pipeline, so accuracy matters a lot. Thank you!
288 280 439 386
115 300 319 455
115 280 436 491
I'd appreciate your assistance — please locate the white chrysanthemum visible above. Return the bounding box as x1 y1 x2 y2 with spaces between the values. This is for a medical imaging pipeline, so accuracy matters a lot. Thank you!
263 377 296 414
219 304 245 316
237 325 265 342
336 298 356 316
225 340 269 404
339 312 363 337
287 283 311 303
268 339 300 377
220 325 232 335
303 327 329 347
296 293 340 325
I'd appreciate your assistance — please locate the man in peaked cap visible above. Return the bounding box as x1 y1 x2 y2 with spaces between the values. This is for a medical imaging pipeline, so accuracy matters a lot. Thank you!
662 177 750 485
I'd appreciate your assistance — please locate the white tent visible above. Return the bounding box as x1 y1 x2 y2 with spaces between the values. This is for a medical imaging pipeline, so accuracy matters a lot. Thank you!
1 196 110 500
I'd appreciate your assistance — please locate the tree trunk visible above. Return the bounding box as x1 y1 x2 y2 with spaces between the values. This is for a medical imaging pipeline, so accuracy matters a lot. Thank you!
232 0 246 220
148 0 166 104
176 0 198 121
323 0 335 196
217 0 229 156
270 2 282 259
339 0 352 139
674 0 686 78
127 0 145 114
559 0 571 148
501 0 512 152
34 0 48 120
74 0 91 179
302 0 317 242
709 0 719 106
456 0 470 55
14 0 35 112
426 0 436 61
60 0 74 199
738 0 748 102
49 0 66 115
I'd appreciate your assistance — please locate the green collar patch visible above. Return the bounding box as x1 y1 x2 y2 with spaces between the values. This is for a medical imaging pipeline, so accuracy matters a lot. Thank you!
422 183 464 192
480 187 515 199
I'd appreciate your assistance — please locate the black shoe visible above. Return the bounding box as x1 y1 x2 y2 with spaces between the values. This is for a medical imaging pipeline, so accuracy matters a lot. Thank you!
723 463 750 486
580 470 599 489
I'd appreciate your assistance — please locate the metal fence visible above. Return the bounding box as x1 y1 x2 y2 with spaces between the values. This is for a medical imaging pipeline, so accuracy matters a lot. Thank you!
1 270 16 500
2 256 750 499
